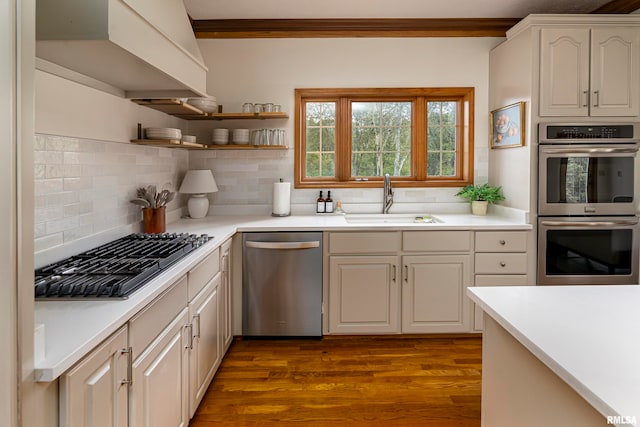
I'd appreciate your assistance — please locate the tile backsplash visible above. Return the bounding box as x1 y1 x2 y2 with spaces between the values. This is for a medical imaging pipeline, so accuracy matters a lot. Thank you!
189 148 484 216
34 134 188 253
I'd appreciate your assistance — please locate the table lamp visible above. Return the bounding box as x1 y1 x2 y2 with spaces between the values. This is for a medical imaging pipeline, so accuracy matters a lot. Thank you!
179 169 218 219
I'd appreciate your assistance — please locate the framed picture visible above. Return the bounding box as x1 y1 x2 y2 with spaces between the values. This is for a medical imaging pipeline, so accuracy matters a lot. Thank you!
490 102 525 149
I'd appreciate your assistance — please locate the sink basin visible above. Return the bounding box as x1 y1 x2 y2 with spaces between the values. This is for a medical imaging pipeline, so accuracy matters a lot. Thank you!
344 213 443 224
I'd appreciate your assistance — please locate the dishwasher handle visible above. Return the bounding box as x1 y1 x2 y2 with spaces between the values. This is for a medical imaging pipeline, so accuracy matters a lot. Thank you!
245 241 320 250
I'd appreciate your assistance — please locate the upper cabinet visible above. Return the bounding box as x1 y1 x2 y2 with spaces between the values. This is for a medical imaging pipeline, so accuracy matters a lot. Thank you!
36 0 208 98
539 26 640 117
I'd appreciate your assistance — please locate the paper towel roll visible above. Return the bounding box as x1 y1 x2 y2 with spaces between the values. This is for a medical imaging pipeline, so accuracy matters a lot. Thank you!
272 181 291 216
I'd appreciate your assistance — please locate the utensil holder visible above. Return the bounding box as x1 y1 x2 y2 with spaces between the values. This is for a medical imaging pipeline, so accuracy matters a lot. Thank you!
142 207 166 233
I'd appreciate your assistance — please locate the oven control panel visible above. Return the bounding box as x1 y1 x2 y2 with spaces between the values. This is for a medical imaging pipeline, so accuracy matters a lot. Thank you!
540 124 637 141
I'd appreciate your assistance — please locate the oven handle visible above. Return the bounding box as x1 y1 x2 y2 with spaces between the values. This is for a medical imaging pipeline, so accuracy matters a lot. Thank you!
541 220 639 227
540 147 639 154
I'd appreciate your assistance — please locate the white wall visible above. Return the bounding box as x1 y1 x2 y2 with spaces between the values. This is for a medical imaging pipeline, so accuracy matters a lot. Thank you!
189 37 502 214
488 32 534 212
34 71 190 257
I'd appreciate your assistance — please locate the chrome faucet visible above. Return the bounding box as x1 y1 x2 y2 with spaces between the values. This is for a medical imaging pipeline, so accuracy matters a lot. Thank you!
383 173 394 214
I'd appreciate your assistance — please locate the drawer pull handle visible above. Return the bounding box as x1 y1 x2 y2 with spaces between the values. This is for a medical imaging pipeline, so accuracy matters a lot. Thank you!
185 324 194 350
499 240 506 245
404 265 408 282
392 265 397 282
194 314 201 339
500 262 507 267
120 347 133 386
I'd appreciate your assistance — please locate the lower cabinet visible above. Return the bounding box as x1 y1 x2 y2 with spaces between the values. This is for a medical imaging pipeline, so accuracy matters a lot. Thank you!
58 242 234 427
328 255 400 334
220 238 233 352
59 326 129 427
130 308 190 427
402 255 472 333
188 275 221 417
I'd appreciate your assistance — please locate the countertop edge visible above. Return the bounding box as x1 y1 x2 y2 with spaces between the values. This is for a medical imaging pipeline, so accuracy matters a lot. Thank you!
34 215 530 382
466 288 621 421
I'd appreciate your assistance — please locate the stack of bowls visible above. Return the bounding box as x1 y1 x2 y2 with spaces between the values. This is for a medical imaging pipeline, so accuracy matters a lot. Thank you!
232 129 250 144
182 135 197 143
145 127 182 141
188 96 217 113
212 128 229 145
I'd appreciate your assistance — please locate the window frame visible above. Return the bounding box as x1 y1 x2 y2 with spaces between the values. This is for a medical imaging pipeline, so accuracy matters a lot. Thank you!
294 87 474 188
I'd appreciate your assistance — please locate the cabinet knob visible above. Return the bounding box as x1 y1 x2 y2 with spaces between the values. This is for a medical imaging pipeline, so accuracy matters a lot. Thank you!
499 240 506 246
499 262 507 267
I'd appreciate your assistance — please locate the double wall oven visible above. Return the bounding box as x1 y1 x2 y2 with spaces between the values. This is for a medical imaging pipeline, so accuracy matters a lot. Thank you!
538 123 640 285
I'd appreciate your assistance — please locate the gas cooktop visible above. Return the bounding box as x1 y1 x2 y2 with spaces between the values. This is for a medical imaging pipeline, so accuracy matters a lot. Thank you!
35 233 211 300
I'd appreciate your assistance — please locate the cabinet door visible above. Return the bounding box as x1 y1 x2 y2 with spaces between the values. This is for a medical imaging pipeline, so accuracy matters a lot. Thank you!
59 326 129 427
329 256 400 334
189 275 221 417
220 240 233 351
402 255 471 333
590 27 640 117
130 309 189 427
540 28 590 117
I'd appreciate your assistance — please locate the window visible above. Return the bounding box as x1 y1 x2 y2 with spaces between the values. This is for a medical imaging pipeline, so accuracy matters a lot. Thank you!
294 88 474 188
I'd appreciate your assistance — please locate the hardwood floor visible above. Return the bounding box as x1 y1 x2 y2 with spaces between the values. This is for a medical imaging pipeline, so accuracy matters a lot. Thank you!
189 335 482 426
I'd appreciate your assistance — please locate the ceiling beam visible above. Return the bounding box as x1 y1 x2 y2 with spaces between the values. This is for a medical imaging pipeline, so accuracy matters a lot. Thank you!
191 18 521 39
590 0 640 13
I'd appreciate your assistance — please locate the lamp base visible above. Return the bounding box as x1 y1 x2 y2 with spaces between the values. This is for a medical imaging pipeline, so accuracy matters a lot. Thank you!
187 194 210 219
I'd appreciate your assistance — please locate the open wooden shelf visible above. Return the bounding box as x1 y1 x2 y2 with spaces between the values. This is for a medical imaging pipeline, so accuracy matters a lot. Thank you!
131 139 288 150
131 99 288 120
207 144 288 150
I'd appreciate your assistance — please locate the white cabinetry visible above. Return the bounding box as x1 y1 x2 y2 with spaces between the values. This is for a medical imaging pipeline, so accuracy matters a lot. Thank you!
540 27 640 117
59 326 129 427
129 277 190 427
130 308 190 427
220 238 233 351
58 243 232 427
188 275 221 417
473 231 529 331
401 231 472 333
327 230 473 334
402 255 471 333
328 255 400 334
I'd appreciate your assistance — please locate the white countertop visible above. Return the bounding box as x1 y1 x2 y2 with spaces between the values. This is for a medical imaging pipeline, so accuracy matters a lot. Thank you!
34 213 530 381
468 285 640 424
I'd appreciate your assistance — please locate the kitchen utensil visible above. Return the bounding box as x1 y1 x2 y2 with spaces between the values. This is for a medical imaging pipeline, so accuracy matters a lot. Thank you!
130 198 151 208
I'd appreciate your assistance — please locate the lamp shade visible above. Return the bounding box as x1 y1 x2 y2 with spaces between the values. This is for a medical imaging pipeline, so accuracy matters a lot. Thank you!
179 170 218 194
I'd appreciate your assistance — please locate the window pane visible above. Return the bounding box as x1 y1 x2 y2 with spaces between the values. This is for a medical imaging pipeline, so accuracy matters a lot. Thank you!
305 102 336 178
427 102 457 177
351 101 412 177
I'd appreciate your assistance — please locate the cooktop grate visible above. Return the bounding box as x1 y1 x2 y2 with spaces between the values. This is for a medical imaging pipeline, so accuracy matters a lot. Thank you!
35 233 211 299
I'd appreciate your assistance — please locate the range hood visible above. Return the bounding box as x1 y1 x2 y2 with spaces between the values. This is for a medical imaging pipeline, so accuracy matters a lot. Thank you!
36 0 208 98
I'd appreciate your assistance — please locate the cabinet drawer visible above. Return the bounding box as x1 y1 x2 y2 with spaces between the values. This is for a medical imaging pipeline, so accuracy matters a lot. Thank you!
129 275 188 359
188 248 220 301
475 231 527 253
402 231 471 252
475 253 527 275
329 232 400 254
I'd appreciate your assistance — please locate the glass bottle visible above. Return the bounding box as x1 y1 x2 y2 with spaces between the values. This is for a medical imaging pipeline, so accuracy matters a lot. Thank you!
316 191 325 213
325 191 334 213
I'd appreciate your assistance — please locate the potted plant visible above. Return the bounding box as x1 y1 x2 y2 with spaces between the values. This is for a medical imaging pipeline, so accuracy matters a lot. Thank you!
455 184 505 216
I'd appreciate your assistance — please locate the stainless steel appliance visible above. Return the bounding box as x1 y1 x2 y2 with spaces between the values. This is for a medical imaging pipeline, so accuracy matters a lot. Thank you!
538 217 639 285
243 232 322 337
538 123 640 216
538 123 640 285
35 233 211 299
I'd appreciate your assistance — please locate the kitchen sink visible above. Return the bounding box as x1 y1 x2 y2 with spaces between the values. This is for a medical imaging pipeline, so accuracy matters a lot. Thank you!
344 213 443 224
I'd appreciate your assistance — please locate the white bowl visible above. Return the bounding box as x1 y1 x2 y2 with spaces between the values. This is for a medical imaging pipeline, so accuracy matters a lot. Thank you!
182 135 196 143
188 98 218 113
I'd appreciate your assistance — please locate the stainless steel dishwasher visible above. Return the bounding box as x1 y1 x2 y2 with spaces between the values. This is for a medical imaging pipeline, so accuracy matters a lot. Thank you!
242 232 322 337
